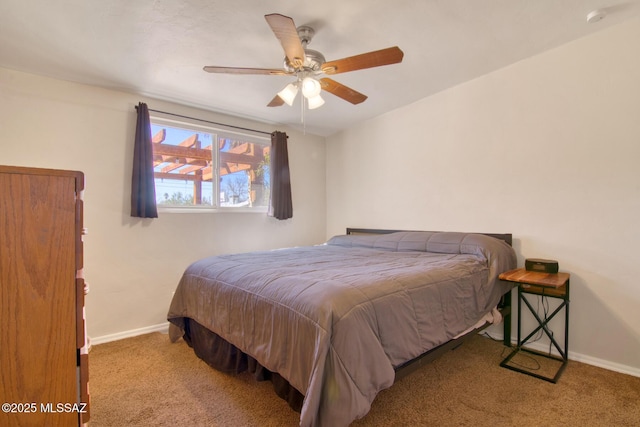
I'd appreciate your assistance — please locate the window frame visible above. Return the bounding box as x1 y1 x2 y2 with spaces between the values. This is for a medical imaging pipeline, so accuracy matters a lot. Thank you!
150 115 271 214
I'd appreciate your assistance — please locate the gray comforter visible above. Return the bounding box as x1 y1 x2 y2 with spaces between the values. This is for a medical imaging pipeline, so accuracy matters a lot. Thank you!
167 231 516 426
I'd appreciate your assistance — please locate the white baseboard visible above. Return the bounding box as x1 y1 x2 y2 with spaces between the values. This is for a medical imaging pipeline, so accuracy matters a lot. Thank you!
90 322 169 346
568 352 640 378
484 331 640 378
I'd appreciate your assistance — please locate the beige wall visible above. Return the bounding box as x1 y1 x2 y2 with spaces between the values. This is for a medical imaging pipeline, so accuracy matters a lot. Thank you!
326 17 640 374
0 68 327 339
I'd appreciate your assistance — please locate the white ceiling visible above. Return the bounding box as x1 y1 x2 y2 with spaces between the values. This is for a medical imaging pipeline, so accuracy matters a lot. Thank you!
1 1 639 136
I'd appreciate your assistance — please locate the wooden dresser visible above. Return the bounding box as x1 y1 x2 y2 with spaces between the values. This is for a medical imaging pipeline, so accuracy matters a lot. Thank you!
0 166 90 426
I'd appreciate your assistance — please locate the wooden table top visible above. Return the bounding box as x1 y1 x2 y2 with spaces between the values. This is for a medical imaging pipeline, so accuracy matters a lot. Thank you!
499 268 570 288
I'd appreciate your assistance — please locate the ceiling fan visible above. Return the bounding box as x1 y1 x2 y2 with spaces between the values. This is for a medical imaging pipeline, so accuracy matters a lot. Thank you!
203 13 404 109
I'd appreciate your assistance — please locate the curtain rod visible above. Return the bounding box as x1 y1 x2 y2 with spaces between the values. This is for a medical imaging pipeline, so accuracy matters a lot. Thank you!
135 106 273 136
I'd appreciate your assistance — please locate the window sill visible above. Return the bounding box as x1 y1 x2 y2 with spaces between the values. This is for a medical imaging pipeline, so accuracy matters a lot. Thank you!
157 206 268 214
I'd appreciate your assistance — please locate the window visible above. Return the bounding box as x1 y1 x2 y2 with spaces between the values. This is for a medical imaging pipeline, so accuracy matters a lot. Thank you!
150 117 270 211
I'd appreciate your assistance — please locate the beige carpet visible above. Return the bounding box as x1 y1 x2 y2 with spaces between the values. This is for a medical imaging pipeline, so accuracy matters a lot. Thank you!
89 332 640 426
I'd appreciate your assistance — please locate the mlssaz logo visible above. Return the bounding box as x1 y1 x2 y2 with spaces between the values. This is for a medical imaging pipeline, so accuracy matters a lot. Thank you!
40 403 88 413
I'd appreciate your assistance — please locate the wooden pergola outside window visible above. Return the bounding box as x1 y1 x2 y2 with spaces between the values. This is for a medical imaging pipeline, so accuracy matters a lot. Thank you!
152 128 270 207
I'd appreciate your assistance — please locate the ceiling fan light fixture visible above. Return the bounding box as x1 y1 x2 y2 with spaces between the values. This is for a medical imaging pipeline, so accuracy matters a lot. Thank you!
306 94 325 110
301 77 321 98
277 82 299 106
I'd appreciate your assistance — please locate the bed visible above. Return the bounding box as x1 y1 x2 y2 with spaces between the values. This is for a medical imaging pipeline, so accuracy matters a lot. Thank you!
167 228 517 426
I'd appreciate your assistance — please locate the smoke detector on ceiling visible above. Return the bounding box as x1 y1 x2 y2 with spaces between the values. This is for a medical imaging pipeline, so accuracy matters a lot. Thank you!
587 9 607 23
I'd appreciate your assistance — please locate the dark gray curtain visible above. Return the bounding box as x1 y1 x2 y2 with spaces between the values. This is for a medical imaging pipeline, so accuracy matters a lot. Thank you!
131 102 158 218
269 131 293 220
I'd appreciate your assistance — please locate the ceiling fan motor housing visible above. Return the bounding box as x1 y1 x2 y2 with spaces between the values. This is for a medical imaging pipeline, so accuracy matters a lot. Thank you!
283 25 326 73
284 48 326 73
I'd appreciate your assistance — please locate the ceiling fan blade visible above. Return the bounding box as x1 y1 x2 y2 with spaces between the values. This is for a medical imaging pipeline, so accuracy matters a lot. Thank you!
320 78 368 105
203 66 291 75
265 13 305 69
267 95 285 107
322 46 404 75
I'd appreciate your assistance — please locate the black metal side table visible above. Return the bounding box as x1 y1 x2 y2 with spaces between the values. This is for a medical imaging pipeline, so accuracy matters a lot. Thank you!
499 268 570 383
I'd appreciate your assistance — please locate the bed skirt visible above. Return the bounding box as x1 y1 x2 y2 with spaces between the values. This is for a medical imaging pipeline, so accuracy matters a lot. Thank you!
182 317 304 412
